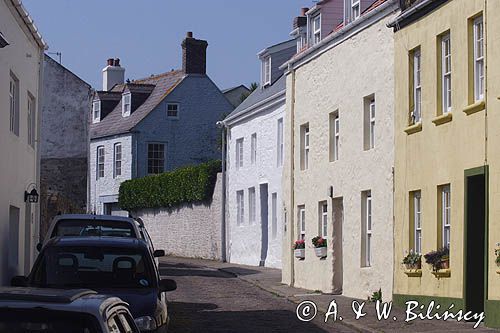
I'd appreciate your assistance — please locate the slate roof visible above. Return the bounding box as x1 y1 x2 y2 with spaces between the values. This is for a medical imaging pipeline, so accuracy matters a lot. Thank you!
90 70 185 140
224 74 286 123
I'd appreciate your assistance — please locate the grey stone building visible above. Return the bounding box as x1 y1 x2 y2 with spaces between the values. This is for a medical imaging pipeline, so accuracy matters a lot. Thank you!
39 55 92 238
89 32 234 215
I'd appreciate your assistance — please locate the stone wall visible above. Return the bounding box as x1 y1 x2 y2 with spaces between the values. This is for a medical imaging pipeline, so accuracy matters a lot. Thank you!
133 173 222 260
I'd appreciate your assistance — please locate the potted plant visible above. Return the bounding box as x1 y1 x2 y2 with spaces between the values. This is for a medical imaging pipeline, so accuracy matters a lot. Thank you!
294 239 305 259
402 250 421 270
424 247 449 271
312 236 327 258
495 246 500 267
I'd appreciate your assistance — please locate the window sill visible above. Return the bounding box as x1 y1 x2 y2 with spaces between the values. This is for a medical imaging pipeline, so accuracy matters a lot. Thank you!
463 100 485 115
431 269 451 279
432 112 453 126
404 269 422 277
404 122 422 135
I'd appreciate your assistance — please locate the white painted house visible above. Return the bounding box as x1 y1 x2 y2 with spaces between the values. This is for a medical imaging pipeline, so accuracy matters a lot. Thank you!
223 39 296 268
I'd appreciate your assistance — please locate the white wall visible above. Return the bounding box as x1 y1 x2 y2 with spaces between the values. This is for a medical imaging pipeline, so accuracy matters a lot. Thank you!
89 134 133 214
0 0 44 284
226 102 285 268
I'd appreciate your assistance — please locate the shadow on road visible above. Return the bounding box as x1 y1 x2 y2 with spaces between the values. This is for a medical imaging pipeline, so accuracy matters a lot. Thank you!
159 262 261 279
168 301 331 333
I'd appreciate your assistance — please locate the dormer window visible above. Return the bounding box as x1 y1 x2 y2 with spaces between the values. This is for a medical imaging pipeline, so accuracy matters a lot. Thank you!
262 56 271 86
351 0 360 21
122 93 131 117
312 15 321 45
92 100 101 123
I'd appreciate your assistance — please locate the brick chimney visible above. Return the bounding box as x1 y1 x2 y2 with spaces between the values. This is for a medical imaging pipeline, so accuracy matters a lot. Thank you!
182 32 208 75
102 58 125 91
293 8 308 29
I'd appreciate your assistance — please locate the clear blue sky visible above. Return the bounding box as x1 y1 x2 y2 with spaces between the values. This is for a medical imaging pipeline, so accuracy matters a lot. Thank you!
23 0 310 90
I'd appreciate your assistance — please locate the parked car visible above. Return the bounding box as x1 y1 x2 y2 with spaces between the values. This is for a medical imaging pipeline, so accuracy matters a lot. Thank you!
39 214 165 259
13 237 177 332
0 287 139 332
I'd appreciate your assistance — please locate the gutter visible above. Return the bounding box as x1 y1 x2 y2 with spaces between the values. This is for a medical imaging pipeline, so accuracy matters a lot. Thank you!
223 89 286 125
386 0 433 28
10 0 47 50
280 0 397 73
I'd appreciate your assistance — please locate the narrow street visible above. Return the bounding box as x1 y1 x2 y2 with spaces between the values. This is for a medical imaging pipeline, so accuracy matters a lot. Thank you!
160 258 355 333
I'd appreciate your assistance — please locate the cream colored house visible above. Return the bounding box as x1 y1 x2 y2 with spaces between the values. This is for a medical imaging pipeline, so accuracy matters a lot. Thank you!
389 0 500 327
281 0 398 299
0 0 46 285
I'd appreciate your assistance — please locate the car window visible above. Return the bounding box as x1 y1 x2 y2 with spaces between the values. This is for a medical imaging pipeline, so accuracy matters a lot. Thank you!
53 219 136 238
32 246 155 289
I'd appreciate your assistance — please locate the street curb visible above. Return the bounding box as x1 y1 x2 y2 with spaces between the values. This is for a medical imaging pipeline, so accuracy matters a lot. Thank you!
216 267 375 333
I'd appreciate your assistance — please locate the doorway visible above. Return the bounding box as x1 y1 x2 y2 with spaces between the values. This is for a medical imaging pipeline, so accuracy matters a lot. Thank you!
332 198 343 293
8 205 20 278
464 167 487 314
259 183 269 267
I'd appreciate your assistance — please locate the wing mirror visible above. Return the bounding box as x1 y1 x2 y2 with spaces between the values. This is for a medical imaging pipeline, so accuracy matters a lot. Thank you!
11 276 28 287
159 279 177 292
153 250 165 258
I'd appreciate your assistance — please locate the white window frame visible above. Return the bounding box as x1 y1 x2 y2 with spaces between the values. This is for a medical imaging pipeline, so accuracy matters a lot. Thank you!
262 56 271 86
365 194 372 267
299 206 306 240
237 190 244 226
303 126 310 170
442 185 451 249
441 34 452 113
9 73 19 136
251 133 257 164
277 118 284 167
122 93 131 117
235 138 244 169
272 193 278 239
92 100 101 123
334 115 340 161
351 0 360 21
369 100 375 149
473 16 484 102
147 143 165 175
27 93 35 148
248 187 256 224
312 14 321 45
413 49 422 123
320 202 328 238
413 191 422 254
97 146 105 180
113 143 122 178
167 103 179 119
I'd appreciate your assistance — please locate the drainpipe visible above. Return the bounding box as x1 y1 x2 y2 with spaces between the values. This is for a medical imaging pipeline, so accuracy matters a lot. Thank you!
35 48 44 254
216 121 227 262
484 0 488 165
289 66 296 287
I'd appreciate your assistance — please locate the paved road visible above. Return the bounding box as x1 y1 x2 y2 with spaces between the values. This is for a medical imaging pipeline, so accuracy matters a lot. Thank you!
160 259 356 333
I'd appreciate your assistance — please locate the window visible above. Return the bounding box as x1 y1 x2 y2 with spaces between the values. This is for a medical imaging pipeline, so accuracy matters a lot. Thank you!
411 191 422 254
319 202 328 238
351 0 360 21
300 124 309 170
9 72 19 135
473 16 484 101
92 100 101 123
235 138 244 169
248 187 256 224
440 184 451 249
97 146 105 179
364 98 375 150
27 93 36 147
297 34 306 53
441 33 452 113
167 103 179 118
410 48 422 124
251 133 257 164
262 56 271 86
122 93 131 117
113 143 122 178
277 118 284 167
237 190 244 226
272 193 278 239
329 112 339 161
312 15 321 45
361 191 372 267
298 206 306 240
147 143 165 174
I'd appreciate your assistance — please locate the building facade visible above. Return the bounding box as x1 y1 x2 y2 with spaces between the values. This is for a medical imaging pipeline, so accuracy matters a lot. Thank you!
89 33 234 215
390 0 500 327
282 0 398 299
224 40 295 269
0 0 46 284
40 55 92 237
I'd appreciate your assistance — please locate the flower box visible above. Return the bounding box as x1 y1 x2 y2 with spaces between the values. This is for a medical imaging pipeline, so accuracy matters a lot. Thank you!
314 247 327 258
294 248 305 259
405 262 421 270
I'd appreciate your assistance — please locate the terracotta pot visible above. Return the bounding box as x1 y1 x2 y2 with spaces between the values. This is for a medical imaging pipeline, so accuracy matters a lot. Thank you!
440 259 450 270
294 248 305 259
314 247 327 258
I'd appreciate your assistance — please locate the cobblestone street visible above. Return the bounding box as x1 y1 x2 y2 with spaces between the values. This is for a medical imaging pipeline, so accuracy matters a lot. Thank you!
160 258 356 333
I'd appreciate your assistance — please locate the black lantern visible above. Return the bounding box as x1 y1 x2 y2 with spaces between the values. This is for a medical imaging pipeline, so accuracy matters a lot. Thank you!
24 188 39 203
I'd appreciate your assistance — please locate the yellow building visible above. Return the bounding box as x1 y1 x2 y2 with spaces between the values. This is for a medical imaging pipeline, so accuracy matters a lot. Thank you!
389 0 500 327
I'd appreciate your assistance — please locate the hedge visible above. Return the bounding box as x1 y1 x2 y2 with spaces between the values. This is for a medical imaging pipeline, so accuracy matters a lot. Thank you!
119 160 221 211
